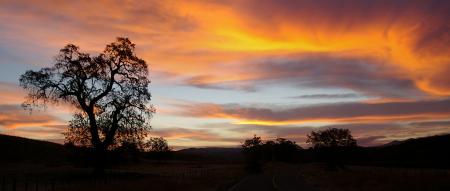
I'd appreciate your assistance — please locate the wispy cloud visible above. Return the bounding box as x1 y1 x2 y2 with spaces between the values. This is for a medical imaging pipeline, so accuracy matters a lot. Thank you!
0 105 63 129
0 0 448 95
217 121 450 147
0 104 66 140
288 93 359 99
174 99 450 125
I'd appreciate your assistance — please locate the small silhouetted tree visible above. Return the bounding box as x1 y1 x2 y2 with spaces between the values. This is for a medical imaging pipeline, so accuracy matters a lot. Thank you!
307 128 357 149
242 135 263 152
307 128 357 169
262 140 275 161
144 137 171 161
242 136 301 172
145 137 170 152
272 138 302 162
20 37 154 174
242 135 263 173
259 138 302 162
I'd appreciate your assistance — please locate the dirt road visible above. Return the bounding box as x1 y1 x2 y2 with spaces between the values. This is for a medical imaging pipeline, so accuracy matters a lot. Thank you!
229 163 316 191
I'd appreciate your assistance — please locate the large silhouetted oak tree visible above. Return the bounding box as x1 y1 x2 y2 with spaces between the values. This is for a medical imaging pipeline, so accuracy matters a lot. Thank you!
20 37 154 174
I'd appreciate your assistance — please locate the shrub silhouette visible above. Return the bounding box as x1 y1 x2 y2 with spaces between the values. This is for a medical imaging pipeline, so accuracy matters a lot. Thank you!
242 135 264 173
242 136 302 173
307 128 357 149
307 128 357 170
20 37 154 174
144 137 172 161
271 138 302 162
145 137 170 152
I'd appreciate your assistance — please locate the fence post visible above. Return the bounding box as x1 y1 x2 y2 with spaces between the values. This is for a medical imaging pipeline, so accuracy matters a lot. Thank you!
24 177 28 191
12 178 16 191
35 178 38 191
67 179 71 191
1 177 5 191
51 179 55 191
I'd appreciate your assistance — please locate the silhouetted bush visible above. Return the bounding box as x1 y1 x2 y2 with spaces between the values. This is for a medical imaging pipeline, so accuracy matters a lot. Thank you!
142 137 173 161
242 135 264 173
272 138 302 162
145 137 170 152
241 135 302 173
307 128 357 170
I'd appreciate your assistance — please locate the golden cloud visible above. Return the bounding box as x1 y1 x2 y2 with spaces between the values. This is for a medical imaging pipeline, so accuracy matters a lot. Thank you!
1 0 448 95
174 99 450 125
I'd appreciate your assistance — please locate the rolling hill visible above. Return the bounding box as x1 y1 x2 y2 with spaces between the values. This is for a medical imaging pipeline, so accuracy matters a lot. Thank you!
0 134 69 163
1 133 449 168
365 134 450 168
175 147 243 162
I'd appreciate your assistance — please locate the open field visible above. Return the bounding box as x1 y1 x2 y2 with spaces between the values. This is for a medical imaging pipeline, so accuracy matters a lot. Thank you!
2 134 450 190
2 161 450 190
0 161 246 191
300 163 450 191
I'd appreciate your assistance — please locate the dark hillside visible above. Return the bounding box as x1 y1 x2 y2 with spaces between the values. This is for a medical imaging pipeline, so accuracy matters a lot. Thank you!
175 147 244 162
366 134 450 168
0 134 69 163
2 133 449 168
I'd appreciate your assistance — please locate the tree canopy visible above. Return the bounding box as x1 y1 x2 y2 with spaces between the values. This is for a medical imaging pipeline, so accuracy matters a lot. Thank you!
306 128 357 149
242 136 301 162
145 137 170 152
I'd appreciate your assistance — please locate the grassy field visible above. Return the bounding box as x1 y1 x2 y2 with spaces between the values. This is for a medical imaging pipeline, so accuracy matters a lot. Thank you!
2 161 450 190
2 134 450 190
299 163 450 191
0 161 246 191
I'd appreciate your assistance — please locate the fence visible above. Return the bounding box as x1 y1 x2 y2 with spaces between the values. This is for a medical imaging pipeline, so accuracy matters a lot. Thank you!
0 175 120 191
0 168 216 191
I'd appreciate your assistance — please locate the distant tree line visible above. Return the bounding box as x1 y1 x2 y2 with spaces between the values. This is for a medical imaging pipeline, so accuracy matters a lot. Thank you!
64 136 172 166
242 136 302 172
242 128 357 172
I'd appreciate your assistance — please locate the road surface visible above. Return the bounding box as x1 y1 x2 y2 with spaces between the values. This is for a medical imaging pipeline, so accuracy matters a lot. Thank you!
229 163 316 191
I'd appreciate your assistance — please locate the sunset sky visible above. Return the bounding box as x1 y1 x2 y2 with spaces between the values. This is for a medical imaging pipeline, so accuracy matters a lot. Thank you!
0 0 449 149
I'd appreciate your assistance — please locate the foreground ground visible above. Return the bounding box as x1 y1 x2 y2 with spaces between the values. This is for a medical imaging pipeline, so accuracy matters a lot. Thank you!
1 161 450 191
230 163 450 191
2 134 450 190
0 160 245 191
300 163 450 191
230 163 316 191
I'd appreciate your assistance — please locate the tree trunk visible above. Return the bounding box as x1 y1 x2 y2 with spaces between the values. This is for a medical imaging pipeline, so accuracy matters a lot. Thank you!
93 146 106 176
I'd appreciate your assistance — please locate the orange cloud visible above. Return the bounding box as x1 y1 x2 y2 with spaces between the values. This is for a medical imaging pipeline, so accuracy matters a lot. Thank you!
151 127 215 141
225 121 450 147
175 99 450 125
149 127 242 148
0 104 67 140
0 82 77 114
2 0 448 96
169 0 450 96
0 105 64 129
0 82 27 105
